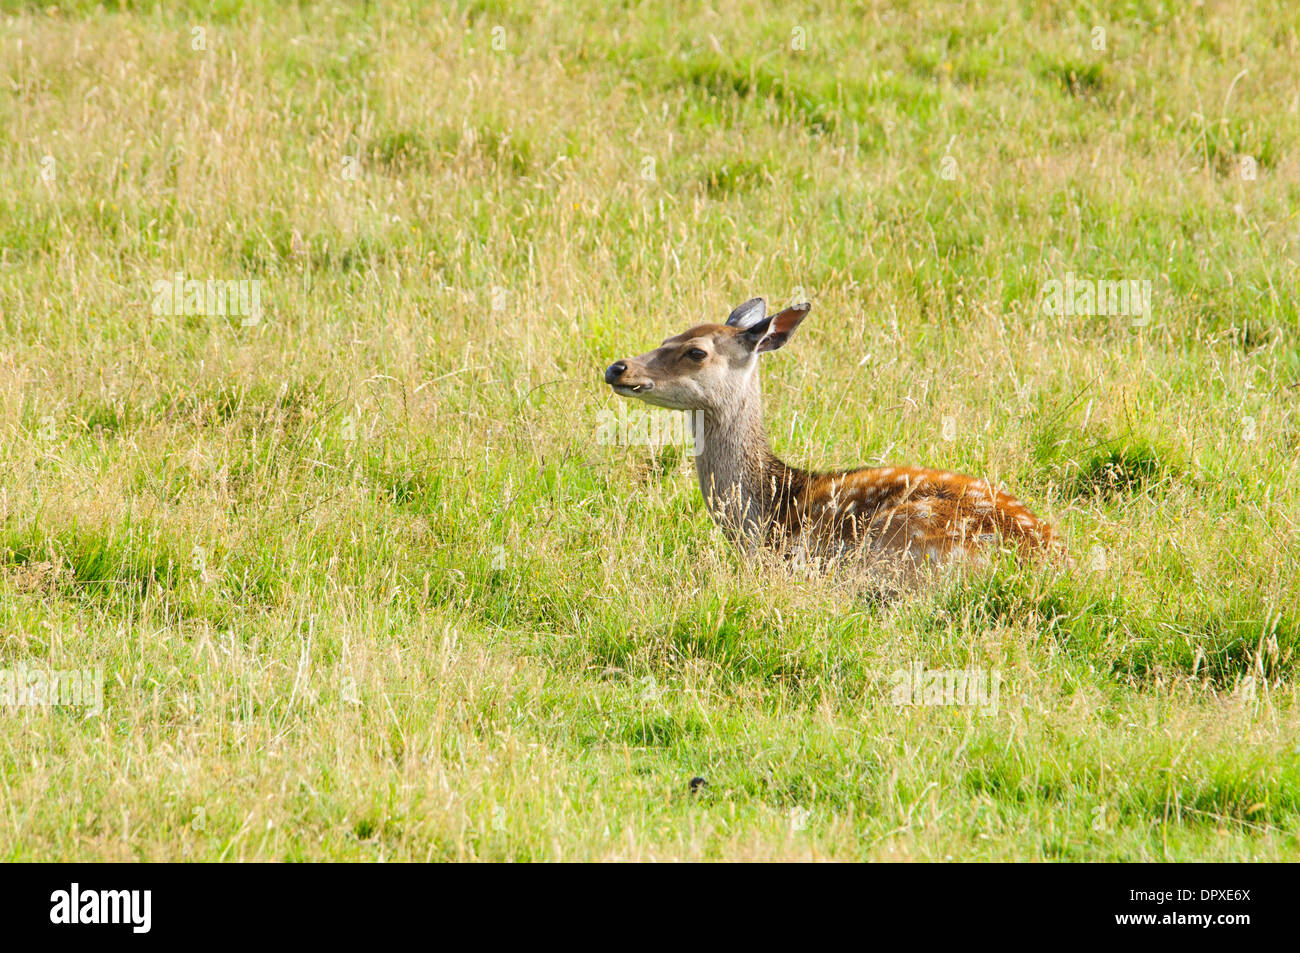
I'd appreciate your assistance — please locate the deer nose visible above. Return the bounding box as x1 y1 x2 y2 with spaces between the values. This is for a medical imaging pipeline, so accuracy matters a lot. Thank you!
604 361 627 384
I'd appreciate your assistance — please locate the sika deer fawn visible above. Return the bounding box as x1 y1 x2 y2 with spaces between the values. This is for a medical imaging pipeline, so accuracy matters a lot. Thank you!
604 298 1060 583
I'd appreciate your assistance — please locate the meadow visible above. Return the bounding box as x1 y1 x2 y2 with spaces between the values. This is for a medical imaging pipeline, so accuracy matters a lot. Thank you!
0 0 1297 860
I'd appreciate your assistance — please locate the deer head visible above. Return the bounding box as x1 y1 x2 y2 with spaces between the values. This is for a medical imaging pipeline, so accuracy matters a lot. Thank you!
604 297 813 544
603 298 811 413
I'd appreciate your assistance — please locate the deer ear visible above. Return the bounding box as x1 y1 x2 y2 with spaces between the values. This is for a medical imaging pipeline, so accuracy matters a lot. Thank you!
725 297 767 330
751 302 810 353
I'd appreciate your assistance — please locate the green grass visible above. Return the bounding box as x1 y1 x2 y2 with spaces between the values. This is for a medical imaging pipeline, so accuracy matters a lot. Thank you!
0 0 1297 860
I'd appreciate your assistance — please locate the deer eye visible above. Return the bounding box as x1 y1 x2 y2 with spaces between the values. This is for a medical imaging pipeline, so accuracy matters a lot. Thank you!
686 348 708 361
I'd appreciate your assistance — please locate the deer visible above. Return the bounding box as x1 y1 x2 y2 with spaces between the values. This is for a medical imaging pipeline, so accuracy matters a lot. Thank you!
604 297 1060 584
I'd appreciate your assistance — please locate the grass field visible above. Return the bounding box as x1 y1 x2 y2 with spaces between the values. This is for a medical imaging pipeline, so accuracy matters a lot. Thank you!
1 0 1298 861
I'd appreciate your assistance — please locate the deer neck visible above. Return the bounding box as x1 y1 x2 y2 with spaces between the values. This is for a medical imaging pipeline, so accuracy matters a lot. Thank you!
691 376 780 543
